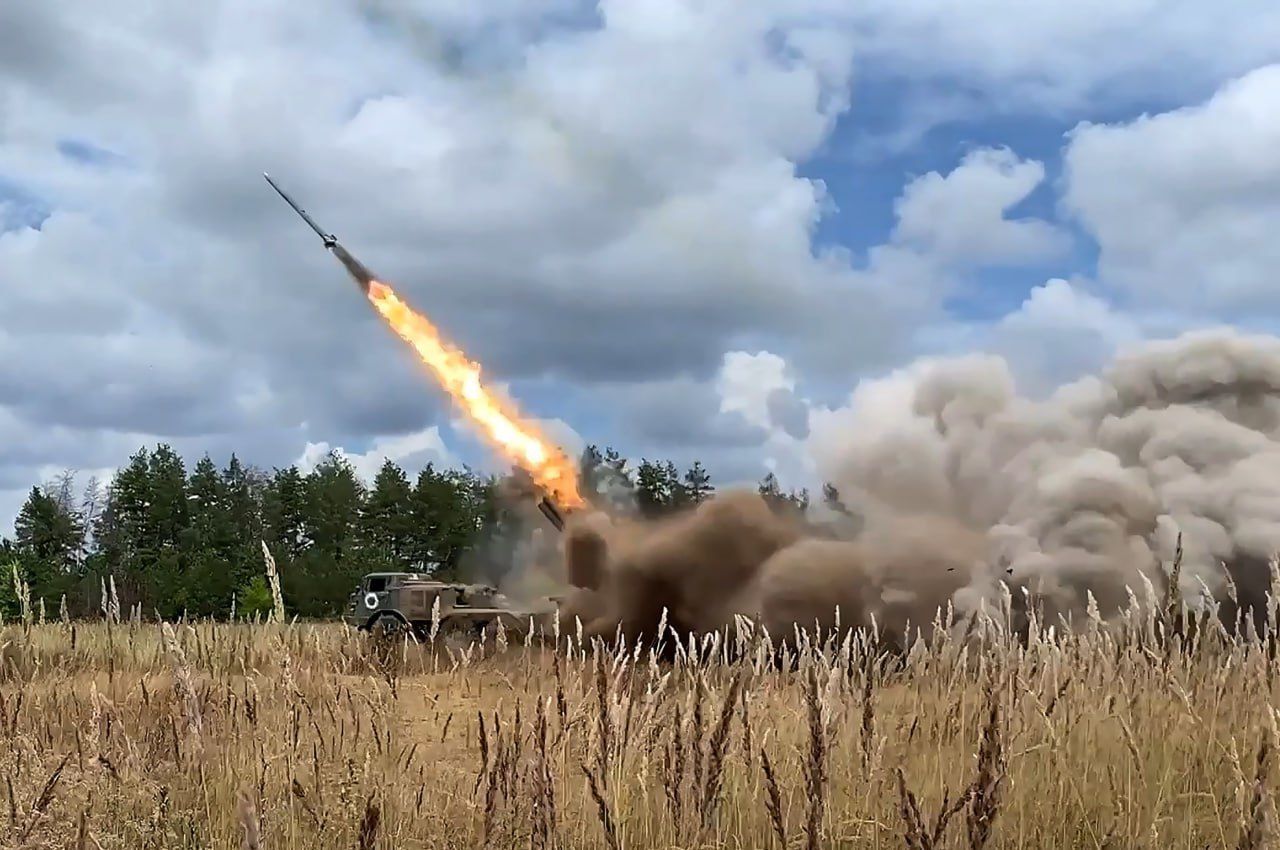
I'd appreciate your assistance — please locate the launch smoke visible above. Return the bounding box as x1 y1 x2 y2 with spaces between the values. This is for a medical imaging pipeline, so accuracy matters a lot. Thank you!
559 328 1280 646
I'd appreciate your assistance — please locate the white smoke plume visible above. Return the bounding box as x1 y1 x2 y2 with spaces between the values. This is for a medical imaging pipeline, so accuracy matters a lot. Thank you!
812 326 1280 631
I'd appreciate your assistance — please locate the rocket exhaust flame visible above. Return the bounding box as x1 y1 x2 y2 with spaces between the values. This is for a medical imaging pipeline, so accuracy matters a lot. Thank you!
264 174 583 509
364 280 583 507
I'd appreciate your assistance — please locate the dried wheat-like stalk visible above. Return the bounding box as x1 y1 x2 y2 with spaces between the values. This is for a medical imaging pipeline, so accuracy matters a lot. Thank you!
357 795 381 850
595 650 613 781
896 766 972 850
1238 738 1273 850
966 676 1006 850
236 788 261 850
701 669 744 826
108 575 120 624
10 563 30 627
260 541 285 623
582 763 620 850
803 663 828 850
531 697 557 850
760 747 786 847
160 621 204 754
662 701 686 826
691 670 707 800
17 754 68 842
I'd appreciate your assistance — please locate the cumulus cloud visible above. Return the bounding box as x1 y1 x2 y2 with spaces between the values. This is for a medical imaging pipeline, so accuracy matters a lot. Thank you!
841 0 1280 114
297 425 457 481
3 0 1278 542
985 278 1144 394
0 0 890 511
1063 64 1280 315
893 148 1070 267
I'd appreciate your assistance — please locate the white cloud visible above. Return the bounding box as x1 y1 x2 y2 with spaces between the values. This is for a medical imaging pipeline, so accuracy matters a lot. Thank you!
297 425 456 482
1063 64 1280 314
0 0 1076 513
893 148 1070 267
0 0 883 507
717 351 794 431
5 0 1276 527
986 278 1144 394
841 0 1280 113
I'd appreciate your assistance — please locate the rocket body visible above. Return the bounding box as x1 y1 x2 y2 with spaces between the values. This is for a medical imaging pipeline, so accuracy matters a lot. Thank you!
263 173 370 293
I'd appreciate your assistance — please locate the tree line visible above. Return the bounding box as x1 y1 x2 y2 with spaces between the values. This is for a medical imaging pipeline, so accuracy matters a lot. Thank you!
0 442 827 622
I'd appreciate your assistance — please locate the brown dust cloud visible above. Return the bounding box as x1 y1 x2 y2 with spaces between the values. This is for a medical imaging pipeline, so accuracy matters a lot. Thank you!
505 328 1280 649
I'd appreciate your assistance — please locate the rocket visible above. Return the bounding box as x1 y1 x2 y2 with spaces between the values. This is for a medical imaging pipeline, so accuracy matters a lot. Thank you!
262 172 576 533
263 173 375 293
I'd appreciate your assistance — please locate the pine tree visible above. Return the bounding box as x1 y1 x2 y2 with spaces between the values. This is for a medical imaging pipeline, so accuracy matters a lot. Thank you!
683 460 714 504
262 466 308 558
303 450 364 561
579 444 604 497
148 444 190 550
1 441 733 619
363 459 414 561
635 459 669 517
13 485 84 597
95 448 151 573
663 460 689 508
758 472 784 508
407 464 480 576
222 455 264 552
186 455 225 552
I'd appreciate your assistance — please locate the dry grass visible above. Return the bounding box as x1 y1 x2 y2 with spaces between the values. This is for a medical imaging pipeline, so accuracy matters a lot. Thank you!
0 597 1278 848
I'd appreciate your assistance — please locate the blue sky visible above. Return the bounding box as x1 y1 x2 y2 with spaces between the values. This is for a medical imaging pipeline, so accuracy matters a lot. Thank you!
4 0 1280 529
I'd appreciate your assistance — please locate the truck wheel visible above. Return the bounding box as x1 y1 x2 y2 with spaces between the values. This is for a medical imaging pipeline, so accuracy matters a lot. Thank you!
372 614 406 641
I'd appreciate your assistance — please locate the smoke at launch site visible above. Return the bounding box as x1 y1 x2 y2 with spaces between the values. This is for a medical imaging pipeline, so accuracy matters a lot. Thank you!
548 327 1280 646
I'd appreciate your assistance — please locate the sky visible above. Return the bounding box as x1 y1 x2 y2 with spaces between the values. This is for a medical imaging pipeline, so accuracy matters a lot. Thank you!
3 0 1280 531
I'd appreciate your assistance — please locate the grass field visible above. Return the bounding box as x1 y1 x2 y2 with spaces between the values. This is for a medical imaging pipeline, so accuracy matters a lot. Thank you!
0 599 1277 849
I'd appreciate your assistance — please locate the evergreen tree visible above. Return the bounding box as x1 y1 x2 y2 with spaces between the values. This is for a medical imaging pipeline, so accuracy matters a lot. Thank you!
635 459 669 517
579 444 604 497
683 460 714 504
222 456 265 600
186 455 225 552
758 472 808 517
603 447 628 476
13 485 84 600
290 451 365 617
148 444 190 551
757 472 785 509
262 465 308 559
94 448 151 579
2 442 733 620
362 459 414 560
406 464 483 576
303 450 364 561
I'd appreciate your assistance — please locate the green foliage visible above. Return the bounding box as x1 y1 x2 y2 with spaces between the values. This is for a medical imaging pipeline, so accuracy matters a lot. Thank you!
0 441 807 621
635 459 689 517
0 560 21 621
237 576 274 620
683 461 714 504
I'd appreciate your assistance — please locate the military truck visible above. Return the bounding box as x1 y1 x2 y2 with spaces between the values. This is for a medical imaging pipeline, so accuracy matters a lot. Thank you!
344 571 556 642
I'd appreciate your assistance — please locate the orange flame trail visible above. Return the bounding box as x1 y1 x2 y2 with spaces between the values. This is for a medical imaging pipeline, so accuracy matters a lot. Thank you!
364 279 583 508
